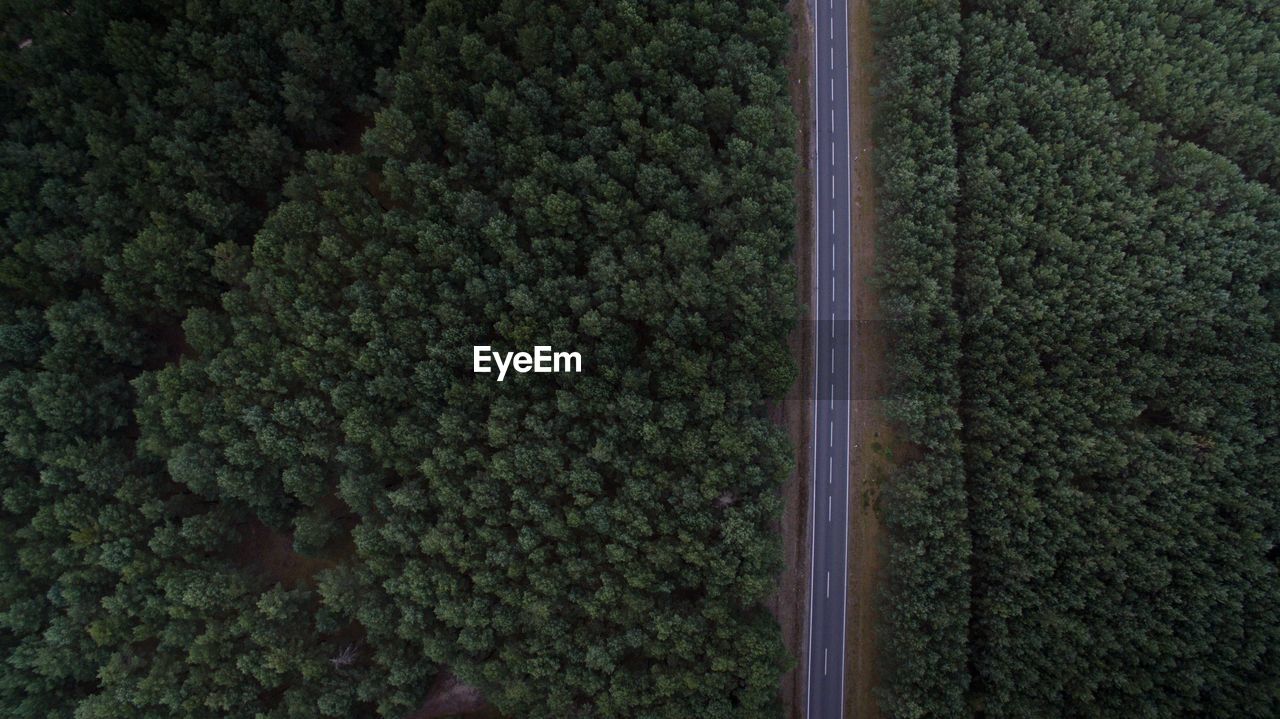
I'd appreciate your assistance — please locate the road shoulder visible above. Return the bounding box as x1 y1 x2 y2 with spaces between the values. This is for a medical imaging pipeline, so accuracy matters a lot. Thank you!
846 0 888 717
771 0 815 716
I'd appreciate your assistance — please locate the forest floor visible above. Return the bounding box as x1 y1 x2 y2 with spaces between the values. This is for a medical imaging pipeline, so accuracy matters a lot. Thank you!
233 519 339 588
771 0 814 716
845 0 889 717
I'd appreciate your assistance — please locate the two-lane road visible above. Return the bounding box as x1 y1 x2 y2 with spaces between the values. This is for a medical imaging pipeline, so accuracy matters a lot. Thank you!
805 0 851 717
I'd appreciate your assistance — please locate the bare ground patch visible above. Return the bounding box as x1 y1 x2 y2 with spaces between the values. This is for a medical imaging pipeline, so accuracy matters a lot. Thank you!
233 518 340 589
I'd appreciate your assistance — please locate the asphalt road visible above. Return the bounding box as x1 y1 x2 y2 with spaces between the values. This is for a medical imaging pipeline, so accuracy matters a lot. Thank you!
804 0 851 717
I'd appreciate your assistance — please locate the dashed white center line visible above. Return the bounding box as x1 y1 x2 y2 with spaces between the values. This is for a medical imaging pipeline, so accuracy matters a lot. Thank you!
811 5 852 718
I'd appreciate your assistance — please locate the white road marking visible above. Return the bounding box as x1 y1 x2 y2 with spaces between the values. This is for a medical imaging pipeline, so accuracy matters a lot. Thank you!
831 142 835 164
829 422 833 445
839 25 853 711
810 8 854 717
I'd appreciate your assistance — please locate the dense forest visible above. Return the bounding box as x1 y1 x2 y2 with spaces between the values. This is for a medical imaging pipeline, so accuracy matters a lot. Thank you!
0 2 798 718
875 1 1280 717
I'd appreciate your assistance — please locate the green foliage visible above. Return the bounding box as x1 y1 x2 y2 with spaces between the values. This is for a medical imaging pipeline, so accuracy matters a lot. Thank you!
876 2 1280 717
871 2 971 718
956 14 1280 716
979 0 1280 189
1 2 426 717
141 2 799 716
3 1 797 717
